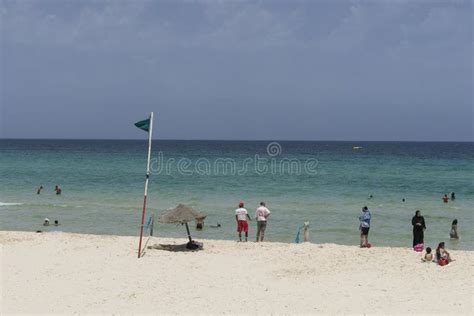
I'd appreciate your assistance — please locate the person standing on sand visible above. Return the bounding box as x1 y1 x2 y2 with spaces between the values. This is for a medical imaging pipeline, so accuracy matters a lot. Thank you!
255 202 271 242
358 206 371 248
412 210 426 247
235 202 251 242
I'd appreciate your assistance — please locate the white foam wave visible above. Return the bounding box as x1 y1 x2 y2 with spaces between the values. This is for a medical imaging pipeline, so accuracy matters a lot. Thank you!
0 202 24 206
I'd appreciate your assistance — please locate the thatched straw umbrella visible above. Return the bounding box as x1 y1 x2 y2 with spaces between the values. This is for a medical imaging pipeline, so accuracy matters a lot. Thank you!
157 204 206 242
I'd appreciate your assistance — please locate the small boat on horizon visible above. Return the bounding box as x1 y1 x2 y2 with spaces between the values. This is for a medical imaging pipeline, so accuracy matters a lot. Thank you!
352 146 363 150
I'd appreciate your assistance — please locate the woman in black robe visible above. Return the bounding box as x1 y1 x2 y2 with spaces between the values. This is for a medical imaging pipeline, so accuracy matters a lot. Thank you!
412 210 426 247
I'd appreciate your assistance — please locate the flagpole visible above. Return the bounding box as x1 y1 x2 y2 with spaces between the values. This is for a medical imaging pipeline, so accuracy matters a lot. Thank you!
138 112 154 258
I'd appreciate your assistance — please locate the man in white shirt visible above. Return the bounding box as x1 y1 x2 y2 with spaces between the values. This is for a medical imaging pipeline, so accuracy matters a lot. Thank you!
255 202 271 242
235 202 251 242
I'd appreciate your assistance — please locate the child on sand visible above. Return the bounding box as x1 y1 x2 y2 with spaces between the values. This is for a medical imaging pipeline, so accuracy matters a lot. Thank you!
422 247 433 262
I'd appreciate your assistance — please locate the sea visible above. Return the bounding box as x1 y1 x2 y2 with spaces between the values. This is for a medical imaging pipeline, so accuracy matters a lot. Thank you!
0 139 472 250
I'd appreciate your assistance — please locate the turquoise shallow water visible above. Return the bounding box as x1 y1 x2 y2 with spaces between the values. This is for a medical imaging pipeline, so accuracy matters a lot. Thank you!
0 140 472 250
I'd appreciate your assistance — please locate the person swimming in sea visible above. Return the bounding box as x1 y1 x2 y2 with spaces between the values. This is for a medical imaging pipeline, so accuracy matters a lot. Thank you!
37 185 44 195
450 192 455 201
54 220 60 226
442 194 449 203
55 185 62 195
402 198 405 202
450 219 459 239
43 218 50 226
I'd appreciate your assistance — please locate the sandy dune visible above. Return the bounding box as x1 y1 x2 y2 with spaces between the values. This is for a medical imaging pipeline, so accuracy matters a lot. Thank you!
1 231 472 314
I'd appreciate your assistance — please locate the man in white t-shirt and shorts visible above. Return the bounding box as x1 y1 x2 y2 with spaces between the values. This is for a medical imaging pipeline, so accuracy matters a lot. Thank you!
235 202 251 242
255 202 271 242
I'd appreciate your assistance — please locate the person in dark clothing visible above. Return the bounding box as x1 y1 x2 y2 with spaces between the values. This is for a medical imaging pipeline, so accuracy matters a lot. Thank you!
412 210 426 247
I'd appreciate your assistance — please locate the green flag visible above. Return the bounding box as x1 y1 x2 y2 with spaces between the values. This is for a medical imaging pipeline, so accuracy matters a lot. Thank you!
134 118 150 132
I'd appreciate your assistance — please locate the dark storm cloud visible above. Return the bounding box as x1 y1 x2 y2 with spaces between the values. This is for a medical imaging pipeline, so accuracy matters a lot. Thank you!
0 0 472 141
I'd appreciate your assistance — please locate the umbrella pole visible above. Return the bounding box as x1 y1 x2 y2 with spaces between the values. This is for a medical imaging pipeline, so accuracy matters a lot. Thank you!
185 222 192 242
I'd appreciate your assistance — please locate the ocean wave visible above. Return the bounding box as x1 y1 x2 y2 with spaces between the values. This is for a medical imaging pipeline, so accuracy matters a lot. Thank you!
0 202 24 206
0 202 74 208
28 203 72 208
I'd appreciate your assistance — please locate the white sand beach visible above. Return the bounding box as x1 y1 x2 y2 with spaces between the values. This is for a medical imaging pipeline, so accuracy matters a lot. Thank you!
1 231 473 314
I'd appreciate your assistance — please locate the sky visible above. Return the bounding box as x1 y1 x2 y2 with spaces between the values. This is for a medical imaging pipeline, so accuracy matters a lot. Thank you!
0 0 472 141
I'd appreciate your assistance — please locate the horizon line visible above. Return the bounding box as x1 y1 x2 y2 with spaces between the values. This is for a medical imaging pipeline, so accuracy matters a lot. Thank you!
0 137 473 143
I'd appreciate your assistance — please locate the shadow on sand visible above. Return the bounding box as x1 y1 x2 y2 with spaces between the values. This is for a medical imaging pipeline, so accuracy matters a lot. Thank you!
147 241 204 252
